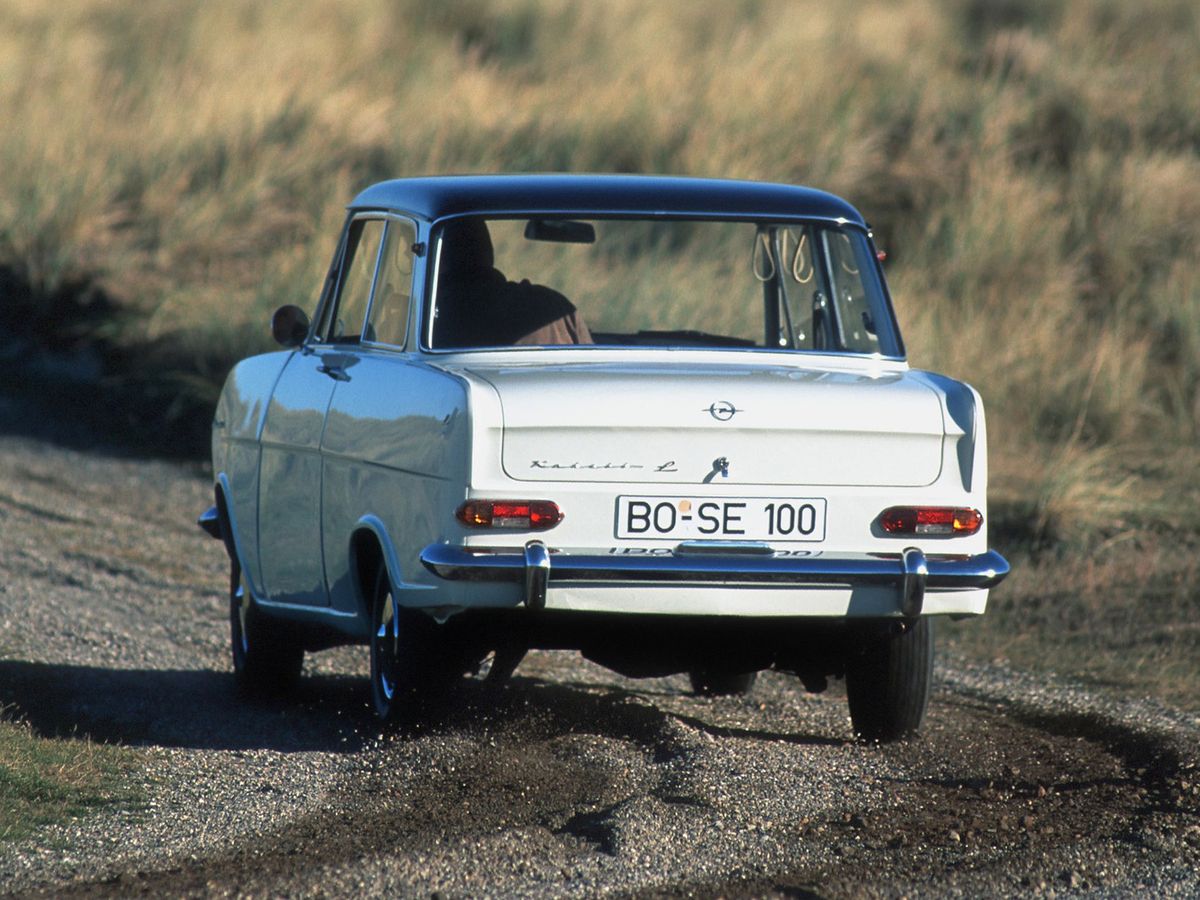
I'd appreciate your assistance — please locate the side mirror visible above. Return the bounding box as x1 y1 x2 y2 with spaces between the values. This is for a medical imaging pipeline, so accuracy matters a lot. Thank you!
271 305 310 347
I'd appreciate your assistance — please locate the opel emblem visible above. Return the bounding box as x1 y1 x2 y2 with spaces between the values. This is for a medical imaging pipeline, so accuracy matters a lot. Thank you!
705 400 741 421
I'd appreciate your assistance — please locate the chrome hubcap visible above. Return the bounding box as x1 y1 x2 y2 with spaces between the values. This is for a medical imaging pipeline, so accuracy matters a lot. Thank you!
375 590 398 701
234 573 252 658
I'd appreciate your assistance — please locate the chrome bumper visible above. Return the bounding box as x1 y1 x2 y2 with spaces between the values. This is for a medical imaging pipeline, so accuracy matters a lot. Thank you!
419 542 1009 617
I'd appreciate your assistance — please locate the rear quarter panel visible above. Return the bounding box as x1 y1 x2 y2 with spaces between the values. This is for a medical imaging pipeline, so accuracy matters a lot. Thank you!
320 356 477 618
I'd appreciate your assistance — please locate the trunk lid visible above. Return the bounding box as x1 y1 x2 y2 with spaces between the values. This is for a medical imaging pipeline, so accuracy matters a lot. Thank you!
469 361 946 487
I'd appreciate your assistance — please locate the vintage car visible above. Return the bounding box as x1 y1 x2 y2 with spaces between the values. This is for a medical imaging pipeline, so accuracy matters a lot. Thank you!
199 174 1008 741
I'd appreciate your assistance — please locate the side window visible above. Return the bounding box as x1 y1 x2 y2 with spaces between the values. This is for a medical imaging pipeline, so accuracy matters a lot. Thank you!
327 218 384 343
364 219 416 347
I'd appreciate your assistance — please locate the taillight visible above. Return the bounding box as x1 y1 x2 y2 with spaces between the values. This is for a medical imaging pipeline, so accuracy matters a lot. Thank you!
879 506 982 536
457 500 563 530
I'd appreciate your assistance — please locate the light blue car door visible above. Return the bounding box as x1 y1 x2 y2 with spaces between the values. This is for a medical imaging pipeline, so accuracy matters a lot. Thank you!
257 216 385 606
320 216 425 616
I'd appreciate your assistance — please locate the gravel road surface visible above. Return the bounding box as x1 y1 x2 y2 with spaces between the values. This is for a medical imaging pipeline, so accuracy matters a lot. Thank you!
0 395 1197 898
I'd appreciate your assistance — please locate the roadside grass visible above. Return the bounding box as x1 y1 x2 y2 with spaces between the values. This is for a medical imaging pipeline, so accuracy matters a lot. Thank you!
0 1 1196 704
942 527 1200 714
948 440 1200 714
0 712 143 843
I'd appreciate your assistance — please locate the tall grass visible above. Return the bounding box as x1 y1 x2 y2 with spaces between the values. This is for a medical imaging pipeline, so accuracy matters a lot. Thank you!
0 0 1197 530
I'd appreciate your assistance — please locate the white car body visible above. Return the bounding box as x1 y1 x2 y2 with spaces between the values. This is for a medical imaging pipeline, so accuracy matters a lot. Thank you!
202 175 1008 738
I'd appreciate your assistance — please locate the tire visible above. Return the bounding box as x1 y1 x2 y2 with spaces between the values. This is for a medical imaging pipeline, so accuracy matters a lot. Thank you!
689 670 758 697
230 566 304 694
845 617 934 742
369 567 462 723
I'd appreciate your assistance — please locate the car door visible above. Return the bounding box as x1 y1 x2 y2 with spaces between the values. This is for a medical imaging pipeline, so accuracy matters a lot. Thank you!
320 216 425 615
257 215 385 606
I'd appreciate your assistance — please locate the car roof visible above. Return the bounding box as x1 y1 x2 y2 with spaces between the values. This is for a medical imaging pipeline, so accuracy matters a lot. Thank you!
348 174 867 226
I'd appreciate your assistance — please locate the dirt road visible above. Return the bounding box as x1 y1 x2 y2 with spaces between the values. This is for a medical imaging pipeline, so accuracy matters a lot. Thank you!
0 395 1197 897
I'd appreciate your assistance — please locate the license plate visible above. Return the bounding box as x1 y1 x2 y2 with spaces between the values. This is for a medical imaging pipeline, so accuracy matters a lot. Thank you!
615 496 827 542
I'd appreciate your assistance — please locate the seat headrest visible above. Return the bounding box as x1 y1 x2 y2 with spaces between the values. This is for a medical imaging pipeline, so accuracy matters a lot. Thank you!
438 218 494 276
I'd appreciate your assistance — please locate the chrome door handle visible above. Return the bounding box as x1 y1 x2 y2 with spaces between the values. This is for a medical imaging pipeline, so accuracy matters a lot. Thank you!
317 364 350 382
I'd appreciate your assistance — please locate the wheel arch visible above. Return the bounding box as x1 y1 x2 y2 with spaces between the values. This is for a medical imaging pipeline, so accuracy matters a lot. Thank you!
213 474 244 569
348 516 404 625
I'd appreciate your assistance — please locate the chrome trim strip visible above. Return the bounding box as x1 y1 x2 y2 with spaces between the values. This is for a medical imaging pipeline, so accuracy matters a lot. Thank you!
421 544 1009 593
418 343 907 363
674 540 775 556
900 547 928 618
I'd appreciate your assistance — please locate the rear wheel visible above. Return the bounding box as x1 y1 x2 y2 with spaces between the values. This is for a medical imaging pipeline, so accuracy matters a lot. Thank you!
689 670 758 696
845 618 934 742
370 567 408 722
369 567 463 723
230 566 304 694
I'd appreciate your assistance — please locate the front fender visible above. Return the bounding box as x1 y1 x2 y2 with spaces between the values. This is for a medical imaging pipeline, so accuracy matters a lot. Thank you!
213 472 264 598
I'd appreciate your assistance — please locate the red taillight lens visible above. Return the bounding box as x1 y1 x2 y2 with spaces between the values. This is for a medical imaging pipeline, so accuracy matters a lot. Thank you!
457 500 563 530
879 506 982 536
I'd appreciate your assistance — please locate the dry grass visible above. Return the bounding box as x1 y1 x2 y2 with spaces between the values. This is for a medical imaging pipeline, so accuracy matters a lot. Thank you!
0 0 1197 693
942 528 1200 712
2 0 1195 491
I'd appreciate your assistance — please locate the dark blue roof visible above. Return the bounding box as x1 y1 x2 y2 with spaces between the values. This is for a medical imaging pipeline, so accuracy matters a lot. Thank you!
349 174 866 225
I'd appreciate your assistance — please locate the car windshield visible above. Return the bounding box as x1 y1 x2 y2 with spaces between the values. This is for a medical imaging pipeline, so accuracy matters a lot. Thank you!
428 217 901 356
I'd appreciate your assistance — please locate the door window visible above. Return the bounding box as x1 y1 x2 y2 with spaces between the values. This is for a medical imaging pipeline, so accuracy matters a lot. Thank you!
327 218 384 342
364 219 416 347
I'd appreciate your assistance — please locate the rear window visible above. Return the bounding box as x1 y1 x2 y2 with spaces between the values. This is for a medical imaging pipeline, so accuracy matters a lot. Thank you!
428 217 901 356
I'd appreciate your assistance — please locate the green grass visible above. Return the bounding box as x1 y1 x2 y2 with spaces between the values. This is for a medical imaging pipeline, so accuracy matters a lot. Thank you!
0 715 143 843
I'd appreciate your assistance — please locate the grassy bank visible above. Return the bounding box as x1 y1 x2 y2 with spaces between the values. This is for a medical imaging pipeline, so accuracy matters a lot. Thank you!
944 531 1200 713
0 2 1196 700
0 716 142 843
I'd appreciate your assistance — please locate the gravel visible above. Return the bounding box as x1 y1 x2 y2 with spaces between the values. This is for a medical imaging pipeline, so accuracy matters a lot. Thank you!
0 406 1197 898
